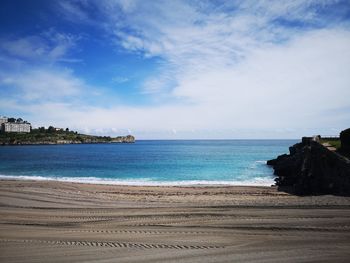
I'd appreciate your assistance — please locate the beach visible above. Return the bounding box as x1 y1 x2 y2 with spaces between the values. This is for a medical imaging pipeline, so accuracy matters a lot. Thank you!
1 179 350 262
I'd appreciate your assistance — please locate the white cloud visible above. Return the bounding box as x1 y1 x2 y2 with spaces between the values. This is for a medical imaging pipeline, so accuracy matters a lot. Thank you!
2 1 349 139
90 0 347 101
1 69 84 100
0 29 78 62
3 27 349 138
57 0 91 23
111 76 129 84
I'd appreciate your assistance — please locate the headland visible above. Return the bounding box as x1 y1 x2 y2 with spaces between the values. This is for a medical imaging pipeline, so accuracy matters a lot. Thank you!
0 127 135 146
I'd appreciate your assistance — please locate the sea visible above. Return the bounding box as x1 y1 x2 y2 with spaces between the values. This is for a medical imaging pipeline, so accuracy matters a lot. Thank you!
0 140 297 186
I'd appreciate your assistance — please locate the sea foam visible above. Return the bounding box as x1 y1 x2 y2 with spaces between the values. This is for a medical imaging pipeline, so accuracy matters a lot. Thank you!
0 174 275 186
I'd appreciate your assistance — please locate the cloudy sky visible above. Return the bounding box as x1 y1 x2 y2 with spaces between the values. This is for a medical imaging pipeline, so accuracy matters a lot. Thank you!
0 0 349 139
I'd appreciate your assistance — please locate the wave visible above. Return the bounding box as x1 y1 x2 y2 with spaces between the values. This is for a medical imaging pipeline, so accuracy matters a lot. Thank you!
255 160 267 164
0 174 275 186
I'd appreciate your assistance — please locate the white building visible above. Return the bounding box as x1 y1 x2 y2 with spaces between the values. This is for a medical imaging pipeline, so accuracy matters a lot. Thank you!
2 122 31 133
0 116 31 133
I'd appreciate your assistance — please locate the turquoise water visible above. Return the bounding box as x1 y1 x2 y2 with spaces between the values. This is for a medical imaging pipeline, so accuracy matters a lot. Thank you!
0 140 296 186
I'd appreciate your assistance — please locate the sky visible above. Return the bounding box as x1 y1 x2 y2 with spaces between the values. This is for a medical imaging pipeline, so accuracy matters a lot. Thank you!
0 0 350 139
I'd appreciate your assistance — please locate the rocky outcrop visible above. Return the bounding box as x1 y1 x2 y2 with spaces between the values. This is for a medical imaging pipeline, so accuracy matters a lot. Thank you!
340 128 350 157
111 135 135 143
267 137 350 195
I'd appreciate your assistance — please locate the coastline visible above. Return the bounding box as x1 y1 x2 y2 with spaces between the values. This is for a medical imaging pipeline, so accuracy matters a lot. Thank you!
0 174 276 187
0 132 135 146
1 179 350 262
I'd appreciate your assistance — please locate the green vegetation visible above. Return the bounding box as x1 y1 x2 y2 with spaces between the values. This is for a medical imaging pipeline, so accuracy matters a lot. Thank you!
0 127 134 145
319 138 341 150
319 128 350 158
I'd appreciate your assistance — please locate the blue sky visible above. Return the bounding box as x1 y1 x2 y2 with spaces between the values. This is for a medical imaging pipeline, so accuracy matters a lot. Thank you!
0 0 350 139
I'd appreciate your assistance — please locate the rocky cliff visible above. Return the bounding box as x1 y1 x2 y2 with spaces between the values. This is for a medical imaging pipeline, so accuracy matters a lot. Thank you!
267 137 350 195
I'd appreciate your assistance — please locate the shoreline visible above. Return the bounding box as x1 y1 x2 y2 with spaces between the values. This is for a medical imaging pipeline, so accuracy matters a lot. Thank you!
0 175 276 187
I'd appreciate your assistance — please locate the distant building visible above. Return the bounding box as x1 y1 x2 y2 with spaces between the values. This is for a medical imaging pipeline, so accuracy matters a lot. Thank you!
0 116 8 125
2 122 31 133
0 117 31 133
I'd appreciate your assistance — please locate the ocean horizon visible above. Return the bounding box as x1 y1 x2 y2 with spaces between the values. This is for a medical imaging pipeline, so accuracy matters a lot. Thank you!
0 140 297 186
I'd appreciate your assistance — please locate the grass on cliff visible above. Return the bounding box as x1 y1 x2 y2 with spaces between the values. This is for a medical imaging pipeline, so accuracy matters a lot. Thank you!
319 139 341 150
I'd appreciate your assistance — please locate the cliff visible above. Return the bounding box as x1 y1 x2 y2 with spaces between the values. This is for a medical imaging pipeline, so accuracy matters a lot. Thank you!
0 131 135 145
267 137 350 195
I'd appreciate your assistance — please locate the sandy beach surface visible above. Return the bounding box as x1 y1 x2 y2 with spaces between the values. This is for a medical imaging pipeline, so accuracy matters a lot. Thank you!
1 179 350 262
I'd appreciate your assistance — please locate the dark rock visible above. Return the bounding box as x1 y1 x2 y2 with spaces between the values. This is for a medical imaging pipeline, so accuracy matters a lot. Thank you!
340 128 350 155
267 139 350 195
267 154 288 166
266 159 276 166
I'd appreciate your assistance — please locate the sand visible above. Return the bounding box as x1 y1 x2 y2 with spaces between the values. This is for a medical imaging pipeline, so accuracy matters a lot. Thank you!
1 179 350 262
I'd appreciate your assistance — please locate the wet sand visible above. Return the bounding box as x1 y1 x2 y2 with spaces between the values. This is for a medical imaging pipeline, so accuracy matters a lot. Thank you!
1 179 350 262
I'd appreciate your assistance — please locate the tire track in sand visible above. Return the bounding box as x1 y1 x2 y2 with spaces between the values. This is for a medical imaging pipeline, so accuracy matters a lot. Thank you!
0 238 224 250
